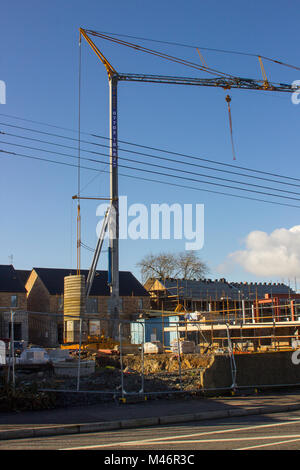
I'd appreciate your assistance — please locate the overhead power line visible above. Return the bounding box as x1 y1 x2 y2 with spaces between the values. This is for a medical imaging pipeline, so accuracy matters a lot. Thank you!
1 138 300 200
1 147 300 209
1 114 299 184
1 141 300 201
3 128 300 190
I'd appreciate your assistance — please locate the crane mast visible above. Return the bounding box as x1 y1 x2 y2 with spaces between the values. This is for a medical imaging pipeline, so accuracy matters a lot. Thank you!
107 75 120 338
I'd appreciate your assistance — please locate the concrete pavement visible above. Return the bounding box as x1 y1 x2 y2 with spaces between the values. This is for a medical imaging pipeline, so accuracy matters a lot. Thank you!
0 391 300 441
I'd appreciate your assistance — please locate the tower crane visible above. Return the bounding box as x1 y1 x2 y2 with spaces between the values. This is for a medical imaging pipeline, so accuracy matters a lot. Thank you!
79 28 298 337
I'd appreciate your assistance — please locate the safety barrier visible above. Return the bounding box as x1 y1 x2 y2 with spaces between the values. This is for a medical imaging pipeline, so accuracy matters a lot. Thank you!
1 305 300 400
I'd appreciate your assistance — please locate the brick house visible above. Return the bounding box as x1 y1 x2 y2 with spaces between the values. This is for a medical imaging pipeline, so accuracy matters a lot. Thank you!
0 265 150 346
26 267 150 314
0 265 28 342
25 267 150 343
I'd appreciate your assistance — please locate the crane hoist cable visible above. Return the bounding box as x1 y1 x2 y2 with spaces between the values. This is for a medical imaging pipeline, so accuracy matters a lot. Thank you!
225 94 236 161
93 30 300 72
77 35 82 275
196 47 238 162
85 29 300 80
84 29 234 79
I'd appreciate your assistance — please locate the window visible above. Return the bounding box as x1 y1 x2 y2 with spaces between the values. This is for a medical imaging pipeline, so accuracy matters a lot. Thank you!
138 298 143 310
58 295 64 311
86 297 98 313
10 295 18 308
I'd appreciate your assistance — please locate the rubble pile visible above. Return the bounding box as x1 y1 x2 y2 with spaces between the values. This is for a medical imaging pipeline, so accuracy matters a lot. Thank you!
122 353 212 374
0 350 215 410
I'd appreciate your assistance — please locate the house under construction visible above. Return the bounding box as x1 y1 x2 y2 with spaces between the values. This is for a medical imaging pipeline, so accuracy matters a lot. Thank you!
143 277 300 353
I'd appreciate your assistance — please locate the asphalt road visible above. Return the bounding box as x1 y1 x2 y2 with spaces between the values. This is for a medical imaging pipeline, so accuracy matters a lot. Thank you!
2 409 300 452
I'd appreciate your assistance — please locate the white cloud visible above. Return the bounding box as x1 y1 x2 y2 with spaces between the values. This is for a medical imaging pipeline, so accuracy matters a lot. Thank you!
219 225 300 278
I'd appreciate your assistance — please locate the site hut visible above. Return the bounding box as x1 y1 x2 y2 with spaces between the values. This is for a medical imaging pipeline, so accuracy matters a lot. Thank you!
130 314 180 350
25 268 150 345
0 265 29 344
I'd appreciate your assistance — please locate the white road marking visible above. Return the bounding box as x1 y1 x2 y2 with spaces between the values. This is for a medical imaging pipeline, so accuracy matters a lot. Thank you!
236 437 300 450
60 417 300 450
123 435 300 446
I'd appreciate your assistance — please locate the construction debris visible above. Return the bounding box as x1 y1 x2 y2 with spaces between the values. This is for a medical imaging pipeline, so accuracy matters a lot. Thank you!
143 341 163 354
171 340 195 354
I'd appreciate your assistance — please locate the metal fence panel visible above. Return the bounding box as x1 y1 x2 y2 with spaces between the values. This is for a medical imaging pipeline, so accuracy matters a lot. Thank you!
2 304 300 398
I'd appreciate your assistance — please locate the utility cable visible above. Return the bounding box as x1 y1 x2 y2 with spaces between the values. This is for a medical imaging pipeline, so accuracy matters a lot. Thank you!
1 117 299 184
0 123 300 188
2 139 300 199
1 148 300 209
4 129 300 189
2 146 300 204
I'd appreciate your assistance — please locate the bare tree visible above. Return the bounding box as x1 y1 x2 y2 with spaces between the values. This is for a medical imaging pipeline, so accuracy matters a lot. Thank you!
137 251 208 282
175 251 208 280
137 252 177 282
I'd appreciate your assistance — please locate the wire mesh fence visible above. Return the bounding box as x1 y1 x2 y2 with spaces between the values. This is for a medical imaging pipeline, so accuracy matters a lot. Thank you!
1 303 300 400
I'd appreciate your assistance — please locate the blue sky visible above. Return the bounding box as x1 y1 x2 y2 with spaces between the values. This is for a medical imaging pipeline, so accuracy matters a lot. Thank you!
1 0 300 285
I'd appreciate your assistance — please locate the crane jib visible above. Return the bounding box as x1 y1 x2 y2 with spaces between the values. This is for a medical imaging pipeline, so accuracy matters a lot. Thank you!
117 73 294 92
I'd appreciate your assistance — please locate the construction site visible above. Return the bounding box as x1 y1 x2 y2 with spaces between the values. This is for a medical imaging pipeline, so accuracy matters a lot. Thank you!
1 27 300 410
